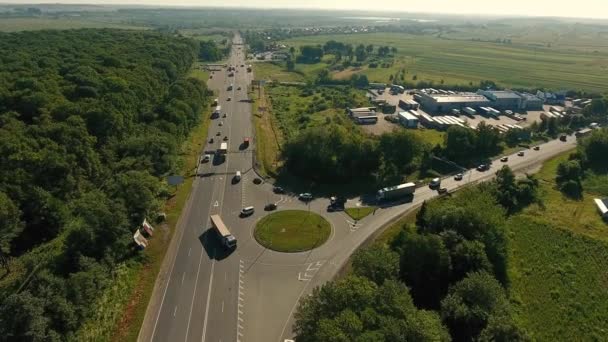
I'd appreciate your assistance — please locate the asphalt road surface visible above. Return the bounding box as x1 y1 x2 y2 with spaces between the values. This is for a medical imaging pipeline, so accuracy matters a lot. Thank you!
139 34 578 342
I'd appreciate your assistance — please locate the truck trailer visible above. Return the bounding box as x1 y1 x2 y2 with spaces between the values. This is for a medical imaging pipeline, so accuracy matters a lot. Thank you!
377 182 416 201
463 107 477 117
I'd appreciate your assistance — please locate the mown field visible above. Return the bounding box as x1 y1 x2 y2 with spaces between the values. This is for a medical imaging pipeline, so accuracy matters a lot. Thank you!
280 32 608 92
0 17 147 31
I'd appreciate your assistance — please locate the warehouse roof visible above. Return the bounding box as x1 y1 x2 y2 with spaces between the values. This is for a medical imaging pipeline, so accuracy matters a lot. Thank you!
432 94 490 103
478 90 521 100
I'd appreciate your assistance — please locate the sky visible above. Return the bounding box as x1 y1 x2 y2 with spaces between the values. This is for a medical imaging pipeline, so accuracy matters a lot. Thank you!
4 0 608 19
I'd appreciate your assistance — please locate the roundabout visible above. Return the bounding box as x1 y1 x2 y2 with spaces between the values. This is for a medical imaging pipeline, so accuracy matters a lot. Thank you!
254 210 331 253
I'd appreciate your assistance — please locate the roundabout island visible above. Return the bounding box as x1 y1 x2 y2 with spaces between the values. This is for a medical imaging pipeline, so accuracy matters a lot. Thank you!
254 210 331 253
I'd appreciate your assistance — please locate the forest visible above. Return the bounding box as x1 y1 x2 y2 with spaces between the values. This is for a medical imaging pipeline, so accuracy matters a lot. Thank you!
0 29 209 339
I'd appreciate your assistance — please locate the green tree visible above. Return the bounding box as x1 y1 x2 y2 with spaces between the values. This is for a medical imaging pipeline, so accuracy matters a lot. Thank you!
0 291 53 340
444 125 477 163
0 192 23 271
395 232 451 309
352 245 399 285
441 271 508 341
476 121 502 157
286 59 295 71
479 313 529 342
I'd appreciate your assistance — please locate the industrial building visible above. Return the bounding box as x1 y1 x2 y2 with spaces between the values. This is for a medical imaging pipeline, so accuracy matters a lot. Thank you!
415 91 491 113
398 111 419 128
347 107 378 124
519 93 544 110
477 90 522 110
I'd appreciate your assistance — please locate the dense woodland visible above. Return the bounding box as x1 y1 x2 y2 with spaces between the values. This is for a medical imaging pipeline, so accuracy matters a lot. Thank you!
0 29 209 339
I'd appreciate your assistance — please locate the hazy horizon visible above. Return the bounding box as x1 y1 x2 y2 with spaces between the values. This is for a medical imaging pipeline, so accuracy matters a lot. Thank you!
2 0 608 20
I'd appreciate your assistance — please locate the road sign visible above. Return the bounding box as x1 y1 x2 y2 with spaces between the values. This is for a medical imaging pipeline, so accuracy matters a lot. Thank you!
167 175 184 186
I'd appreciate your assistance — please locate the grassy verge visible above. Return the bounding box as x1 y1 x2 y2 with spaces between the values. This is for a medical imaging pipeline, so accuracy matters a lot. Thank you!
344 207 377 221
111 69 213 341
254 210 331 253
251 84 283 177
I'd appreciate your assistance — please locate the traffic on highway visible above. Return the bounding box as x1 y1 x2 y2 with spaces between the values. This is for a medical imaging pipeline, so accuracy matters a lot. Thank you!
139 35 579 342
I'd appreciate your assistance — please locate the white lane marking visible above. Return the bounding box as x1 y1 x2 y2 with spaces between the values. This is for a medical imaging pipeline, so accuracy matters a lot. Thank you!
236 259 245 342
200 249 216 342
214 200 219 207
181 272 185 285
173 306 177 317
188 247 191 256
150 181 199 340
184 248 204 341
221 300 224 313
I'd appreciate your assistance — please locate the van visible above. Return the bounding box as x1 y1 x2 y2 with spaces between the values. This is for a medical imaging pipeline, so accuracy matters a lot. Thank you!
240 206 254 217
429 178 441 189
234 171 241 182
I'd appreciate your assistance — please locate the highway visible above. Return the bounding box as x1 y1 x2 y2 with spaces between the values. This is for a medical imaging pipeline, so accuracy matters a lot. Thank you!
139 33 578 342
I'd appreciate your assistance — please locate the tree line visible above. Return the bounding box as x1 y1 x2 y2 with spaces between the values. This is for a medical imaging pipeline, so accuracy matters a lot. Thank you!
0 29 210 339
295 170 540 341
556 128 608 198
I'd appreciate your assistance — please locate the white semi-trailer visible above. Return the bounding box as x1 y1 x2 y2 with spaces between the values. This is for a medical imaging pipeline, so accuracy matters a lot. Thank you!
463 107 477 117
377 182 416 201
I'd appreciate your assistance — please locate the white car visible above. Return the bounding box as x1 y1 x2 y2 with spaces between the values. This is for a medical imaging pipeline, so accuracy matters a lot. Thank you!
298 193 313 201
219 121 223 126
202 154 211 163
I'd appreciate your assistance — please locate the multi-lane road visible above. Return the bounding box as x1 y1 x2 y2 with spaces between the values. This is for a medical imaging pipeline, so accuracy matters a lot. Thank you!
139 34 578 342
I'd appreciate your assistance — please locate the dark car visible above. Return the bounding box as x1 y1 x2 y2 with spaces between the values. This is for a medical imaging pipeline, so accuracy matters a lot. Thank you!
438 187 448 194
327 204 344 212
209 138 214 143
533 146 540 151
223 136 229 141
273 186 285 194
560 134 567 142
216 131 221 136
477 164 489 171
518 151 525 156
264 203 277 211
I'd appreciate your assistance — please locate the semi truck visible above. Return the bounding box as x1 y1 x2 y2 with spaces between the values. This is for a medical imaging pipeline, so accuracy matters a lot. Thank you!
377 182 416 201
463 107 477 117
210 215 237 249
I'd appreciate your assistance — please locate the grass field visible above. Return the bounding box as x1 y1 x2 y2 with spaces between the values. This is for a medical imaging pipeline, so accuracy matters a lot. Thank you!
523 152 608 242
507 151 608 339
344 207 377 221
253 62 306 83
0 17 147 32
280 32 608 92
254 210 331 252
508 216 608 340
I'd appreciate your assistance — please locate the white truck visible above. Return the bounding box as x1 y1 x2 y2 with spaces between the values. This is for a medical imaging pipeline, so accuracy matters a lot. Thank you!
210 215 236 249
219 142 228 154
377 182 416 201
